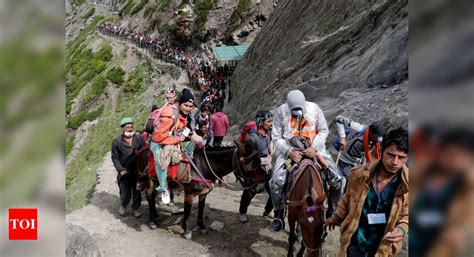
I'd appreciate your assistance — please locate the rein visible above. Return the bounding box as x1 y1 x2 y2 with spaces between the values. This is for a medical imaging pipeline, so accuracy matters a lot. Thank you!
182 149 213 190
232 147 263 190
203 148 255 190
135 145 150 177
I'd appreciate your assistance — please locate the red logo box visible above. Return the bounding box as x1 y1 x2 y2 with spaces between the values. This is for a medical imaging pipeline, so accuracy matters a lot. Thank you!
9 208 38 240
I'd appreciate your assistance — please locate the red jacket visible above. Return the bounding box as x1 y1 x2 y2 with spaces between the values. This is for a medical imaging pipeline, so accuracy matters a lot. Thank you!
210 112 229 137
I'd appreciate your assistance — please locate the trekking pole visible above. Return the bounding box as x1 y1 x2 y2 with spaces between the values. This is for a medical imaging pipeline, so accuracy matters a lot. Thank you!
335 150 342 166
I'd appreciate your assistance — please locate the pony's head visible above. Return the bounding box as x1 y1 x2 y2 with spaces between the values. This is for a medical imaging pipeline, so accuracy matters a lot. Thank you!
234 134 267 188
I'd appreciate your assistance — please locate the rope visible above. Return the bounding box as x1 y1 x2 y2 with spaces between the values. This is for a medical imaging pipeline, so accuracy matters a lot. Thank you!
203 148 243 190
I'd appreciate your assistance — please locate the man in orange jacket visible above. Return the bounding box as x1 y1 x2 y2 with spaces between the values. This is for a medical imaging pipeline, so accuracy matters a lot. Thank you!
150 89 195 204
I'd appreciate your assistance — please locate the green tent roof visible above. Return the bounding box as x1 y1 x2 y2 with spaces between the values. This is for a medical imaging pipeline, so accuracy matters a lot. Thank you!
213 45 250 61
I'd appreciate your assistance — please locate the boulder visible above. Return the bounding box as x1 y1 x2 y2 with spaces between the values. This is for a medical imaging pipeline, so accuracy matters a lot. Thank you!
66 223 101 257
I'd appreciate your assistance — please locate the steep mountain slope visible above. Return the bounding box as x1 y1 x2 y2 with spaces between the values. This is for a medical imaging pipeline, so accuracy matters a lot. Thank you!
230 0 408 135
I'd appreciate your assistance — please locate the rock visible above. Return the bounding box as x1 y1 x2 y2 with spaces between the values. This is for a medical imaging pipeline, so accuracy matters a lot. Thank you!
66 223 102 257
229 0 408 132
209 221 225 231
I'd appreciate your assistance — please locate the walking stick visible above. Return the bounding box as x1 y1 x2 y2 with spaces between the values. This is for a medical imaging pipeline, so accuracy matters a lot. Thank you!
335 150 342 166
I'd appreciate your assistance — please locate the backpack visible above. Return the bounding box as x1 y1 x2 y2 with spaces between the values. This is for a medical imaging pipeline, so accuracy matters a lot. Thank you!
144 108 164 134
239 121 257 143
144 105 180 135
332 127 367 151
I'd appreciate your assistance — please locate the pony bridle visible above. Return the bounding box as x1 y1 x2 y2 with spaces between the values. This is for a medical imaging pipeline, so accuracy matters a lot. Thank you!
233 147 262 188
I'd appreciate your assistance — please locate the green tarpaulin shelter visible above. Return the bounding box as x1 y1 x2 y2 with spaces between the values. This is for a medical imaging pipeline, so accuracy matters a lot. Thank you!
212 45 250 61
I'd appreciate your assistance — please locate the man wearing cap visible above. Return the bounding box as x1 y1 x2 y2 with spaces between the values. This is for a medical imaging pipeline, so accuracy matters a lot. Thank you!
150 88 196 204
334 116 387 179
238 110 274 223
111 117 146 217
269 90 346 231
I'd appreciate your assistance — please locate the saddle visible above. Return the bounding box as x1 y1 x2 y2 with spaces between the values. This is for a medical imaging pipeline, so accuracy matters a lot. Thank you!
168 157 192 183
286 158 327 208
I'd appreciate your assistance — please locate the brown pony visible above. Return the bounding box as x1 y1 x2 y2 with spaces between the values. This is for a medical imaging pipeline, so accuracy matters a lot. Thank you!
286 158 327 257
133 137 266 239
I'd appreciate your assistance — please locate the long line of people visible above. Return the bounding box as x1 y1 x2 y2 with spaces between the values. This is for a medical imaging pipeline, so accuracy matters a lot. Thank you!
97 22 229 113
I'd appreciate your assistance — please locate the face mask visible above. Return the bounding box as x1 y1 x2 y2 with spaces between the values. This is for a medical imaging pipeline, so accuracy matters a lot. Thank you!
124 131 135 137
292 110 303 117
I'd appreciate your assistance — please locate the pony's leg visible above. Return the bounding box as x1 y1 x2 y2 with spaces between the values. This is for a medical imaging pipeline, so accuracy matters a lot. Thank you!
146 179 159 228
296 241 305 257
197 194 208 233
287 211 297 257
181 193 194 239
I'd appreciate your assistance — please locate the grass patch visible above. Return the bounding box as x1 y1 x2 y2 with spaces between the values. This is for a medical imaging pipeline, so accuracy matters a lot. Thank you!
119 0 135 16
70 0 86 6
67 16 105 61
96 44 113 62
179 0 190 8
231 0 251 24
83 76 108 105
66 136 74 156
144 4 157 18
130 0 148 15
67 105 105 129
82 7 95 20
159 0 173 12
123 66 144 93
107 67 126 85
194 0 216 33
66 43 112 114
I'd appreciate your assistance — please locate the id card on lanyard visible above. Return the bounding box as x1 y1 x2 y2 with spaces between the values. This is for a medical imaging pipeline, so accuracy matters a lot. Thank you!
368 171 397 225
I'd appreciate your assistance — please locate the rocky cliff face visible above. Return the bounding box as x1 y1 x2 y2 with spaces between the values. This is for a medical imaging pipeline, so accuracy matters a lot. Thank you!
229 0 408 135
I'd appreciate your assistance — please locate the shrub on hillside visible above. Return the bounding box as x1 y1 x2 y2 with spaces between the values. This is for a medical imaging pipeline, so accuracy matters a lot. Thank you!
123 68 143 93
231 0 251 24
82 76 108 105
82 7 95 20
67 105 105 129
130 0 148 15
144 4 157 18
195 0 216 33
159 0 172 12
107 67 126 85
119 0 135 16
96 44 113 62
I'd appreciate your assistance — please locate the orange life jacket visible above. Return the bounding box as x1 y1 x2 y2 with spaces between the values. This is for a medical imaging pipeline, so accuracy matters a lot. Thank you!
289 116 317 142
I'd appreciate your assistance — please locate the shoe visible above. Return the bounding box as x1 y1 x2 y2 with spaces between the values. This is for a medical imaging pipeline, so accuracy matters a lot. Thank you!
148 221 158 230
133 210 142 218
161 189 170 204
268 218 284 232
119 206 126 216
239 214 249 223
136 182 145 191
